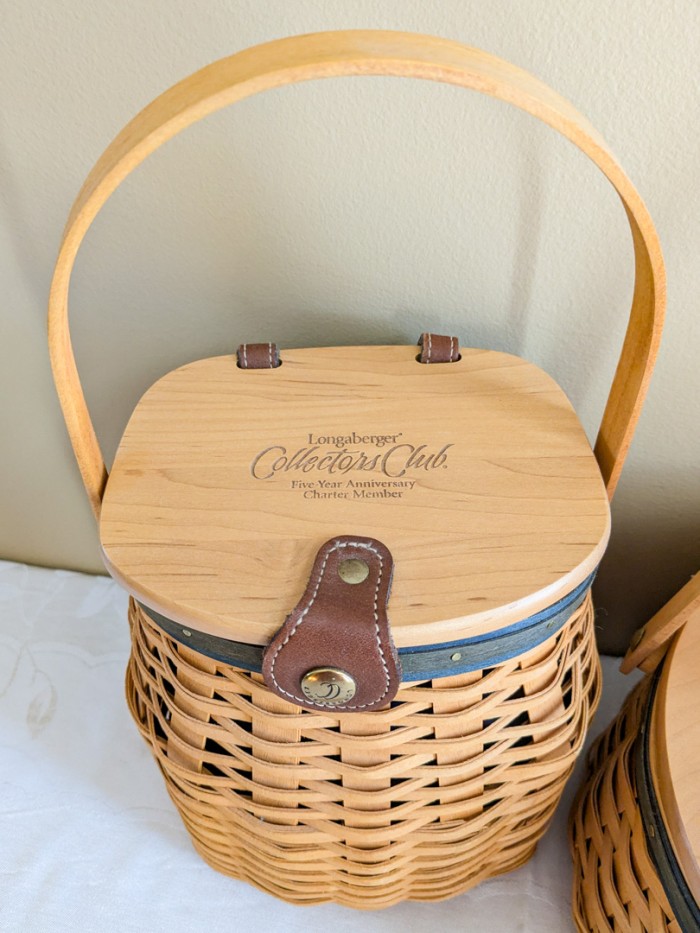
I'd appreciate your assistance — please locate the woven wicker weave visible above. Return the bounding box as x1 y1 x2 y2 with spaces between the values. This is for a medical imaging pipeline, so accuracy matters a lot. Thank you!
569 679 679 932
126 592 599 908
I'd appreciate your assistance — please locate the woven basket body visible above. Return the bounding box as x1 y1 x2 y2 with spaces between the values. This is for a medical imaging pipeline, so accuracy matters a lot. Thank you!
127 593 600 908
569 679 679 932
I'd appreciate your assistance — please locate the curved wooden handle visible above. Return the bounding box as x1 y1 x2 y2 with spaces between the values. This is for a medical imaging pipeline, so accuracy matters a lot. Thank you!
48 30 665 518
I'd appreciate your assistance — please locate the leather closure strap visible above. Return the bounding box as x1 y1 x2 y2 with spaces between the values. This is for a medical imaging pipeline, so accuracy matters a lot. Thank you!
417 332 460 363
137 571 595 685
261 536 401 712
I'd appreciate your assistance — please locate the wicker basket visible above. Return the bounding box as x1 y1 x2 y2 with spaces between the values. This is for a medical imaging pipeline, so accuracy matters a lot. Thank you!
49 32 665 908
127 594 599 908
570 574 700 931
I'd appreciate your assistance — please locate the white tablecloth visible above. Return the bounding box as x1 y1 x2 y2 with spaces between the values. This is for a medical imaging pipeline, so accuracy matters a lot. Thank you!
0 560 640 932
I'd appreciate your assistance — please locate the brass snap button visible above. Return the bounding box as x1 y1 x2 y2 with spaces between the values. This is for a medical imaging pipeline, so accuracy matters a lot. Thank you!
338 558 369 585
301 667 357 705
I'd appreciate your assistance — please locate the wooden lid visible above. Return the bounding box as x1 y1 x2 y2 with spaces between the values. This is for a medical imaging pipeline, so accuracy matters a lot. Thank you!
649 619 700 901
100 345 610 647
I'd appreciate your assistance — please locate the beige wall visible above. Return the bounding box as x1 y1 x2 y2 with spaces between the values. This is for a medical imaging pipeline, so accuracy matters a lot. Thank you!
2 1 698 653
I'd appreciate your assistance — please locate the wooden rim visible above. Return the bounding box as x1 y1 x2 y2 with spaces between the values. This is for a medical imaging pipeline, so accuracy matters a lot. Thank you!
48 29 665 518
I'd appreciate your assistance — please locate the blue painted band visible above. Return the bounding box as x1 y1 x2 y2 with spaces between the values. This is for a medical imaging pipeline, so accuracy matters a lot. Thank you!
138 571 596 682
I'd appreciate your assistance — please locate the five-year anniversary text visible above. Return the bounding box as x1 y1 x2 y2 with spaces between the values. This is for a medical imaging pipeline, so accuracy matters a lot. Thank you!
290 478 416 500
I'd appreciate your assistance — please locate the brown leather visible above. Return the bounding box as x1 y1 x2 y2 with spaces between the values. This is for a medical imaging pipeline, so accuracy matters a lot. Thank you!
238 337 460 367
417 332 460 363
262 536 401 712
237 343 280 368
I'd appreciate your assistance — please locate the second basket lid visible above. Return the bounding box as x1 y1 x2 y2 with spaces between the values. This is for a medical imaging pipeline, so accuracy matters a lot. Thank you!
99 343 610 648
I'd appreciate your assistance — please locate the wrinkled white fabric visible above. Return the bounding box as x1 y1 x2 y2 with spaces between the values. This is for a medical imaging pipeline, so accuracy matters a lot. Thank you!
0 560 640 932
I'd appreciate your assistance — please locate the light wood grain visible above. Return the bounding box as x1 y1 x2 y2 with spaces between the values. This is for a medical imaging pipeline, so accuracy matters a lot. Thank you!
621 572 700 673
101 345 610 646
649 618 700 905
48 30 665 518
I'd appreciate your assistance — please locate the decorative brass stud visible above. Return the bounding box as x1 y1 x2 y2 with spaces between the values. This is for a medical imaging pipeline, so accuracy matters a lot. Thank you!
338 558 370 585
301 667 357 705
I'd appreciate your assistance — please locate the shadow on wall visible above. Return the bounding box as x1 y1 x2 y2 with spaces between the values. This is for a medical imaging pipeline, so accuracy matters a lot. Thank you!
0 128 54 314
594 468 700 655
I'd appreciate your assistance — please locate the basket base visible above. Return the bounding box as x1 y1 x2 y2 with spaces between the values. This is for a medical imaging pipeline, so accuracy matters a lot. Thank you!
127 593 600 909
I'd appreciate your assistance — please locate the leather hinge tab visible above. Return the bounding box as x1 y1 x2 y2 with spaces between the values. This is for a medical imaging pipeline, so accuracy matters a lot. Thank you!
417 333 460 363
237 343 280 368
262 536 401 712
